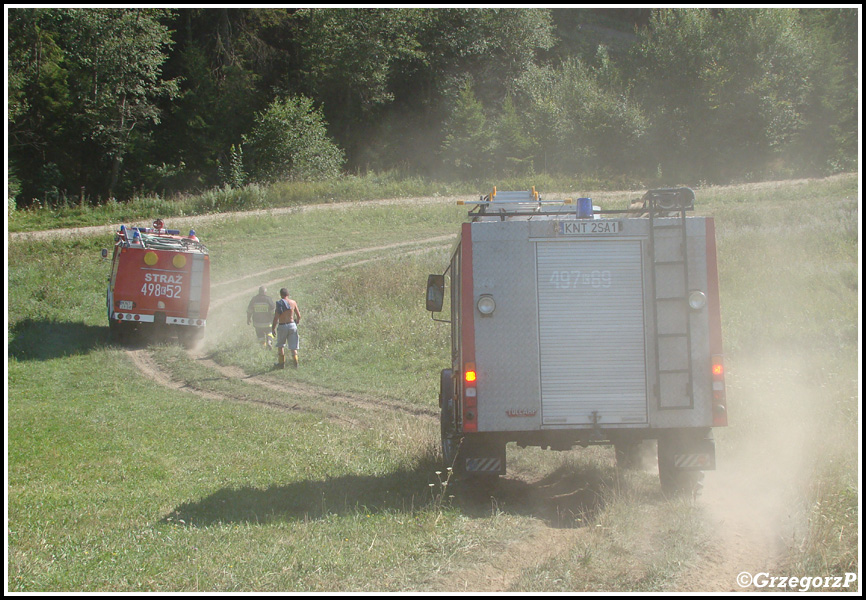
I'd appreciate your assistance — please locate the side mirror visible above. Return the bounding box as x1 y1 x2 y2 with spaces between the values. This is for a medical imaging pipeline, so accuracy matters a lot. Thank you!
426 274 445 313
101 248 108 259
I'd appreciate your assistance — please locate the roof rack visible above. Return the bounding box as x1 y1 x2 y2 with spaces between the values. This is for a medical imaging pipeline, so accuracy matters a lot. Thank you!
115 221 208 253
460 186 577 221
460 186 695 221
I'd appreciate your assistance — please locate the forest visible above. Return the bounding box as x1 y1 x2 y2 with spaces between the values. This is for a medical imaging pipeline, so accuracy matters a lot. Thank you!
7 7 859 207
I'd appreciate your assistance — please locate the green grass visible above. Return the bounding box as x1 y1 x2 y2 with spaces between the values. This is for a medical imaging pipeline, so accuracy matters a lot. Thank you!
8 348 528 592
7 173 859 591
8 354 463 591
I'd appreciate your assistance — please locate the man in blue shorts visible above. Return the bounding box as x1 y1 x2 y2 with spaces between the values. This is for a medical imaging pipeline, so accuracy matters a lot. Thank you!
271 287 301 369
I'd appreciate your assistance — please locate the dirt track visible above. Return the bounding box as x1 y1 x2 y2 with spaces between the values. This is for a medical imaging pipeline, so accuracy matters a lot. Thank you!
7 195 475 242
9 173 849 243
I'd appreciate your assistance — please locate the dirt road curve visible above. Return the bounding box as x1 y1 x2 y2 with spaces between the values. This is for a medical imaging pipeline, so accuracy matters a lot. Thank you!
210 233 455 311
7 195 475 242
8 174 850 243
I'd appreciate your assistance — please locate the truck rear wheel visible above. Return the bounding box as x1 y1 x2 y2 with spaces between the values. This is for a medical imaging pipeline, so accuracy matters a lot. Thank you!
441 404 461 470
614 441 643 470
439 369 461 470
109 320 139 346
108 320 123 345
181 327 205 349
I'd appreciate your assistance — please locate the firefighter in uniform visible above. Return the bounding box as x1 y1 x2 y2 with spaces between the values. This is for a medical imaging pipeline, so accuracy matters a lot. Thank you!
247 286 276 348
272 287 301 369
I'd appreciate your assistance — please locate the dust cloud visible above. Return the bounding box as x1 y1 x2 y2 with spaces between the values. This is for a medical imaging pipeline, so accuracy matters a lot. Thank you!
681 350 855 591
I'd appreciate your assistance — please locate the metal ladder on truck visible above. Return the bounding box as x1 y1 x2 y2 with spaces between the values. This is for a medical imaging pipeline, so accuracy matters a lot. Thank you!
646 188 695 410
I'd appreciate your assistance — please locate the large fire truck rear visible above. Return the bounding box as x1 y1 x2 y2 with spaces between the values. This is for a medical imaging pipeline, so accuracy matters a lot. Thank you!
426 188 727 493
105 219 210 347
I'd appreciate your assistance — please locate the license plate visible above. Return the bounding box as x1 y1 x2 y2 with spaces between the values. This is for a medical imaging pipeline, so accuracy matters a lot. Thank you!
560 220 622 235
119 300 134 310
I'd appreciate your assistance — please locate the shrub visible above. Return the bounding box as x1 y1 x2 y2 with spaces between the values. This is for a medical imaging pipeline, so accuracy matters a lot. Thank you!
243 96 345 183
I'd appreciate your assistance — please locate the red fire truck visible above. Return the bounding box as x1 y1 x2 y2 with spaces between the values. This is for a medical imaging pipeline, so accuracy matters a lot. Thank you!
104 218 210 347
426 188 727 493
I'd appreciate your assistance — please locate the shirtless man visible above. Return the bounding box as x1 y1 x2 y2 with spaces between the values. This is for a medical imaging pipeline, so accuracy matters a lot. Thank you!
271 287 301 369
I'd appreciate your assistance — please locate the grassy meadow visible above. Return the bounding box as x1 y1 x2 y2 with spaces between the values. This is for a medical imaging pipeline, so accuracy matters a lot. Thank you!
6 173 859 591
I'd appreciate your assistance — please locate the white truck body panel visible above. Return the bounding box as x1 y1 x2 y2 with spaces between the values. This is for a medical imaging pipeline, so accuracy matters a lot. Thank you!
468 216 715 434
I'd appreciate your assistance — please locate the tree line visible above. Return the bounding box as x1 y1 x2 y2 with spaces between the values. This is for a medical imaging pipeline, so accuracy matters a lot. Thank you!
7 7 858 206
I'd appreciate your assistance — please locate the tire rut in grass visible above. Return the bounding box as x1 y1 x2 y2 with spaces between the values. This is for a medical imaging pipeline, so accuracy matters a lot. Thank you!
124 348 362 427
209 235 454 311
201 235 446 425
9 195 472 242
194 353 438 422
125 228 447 429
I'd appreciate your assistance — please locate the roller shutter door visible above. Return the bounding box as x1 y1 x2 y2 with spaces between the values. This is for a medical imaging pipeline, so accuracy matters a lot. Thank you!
536 240 648 425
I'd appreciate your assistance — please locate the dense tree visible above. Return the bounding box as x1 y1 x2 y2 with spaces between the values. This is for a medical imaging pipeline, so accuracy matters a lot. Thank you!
491 94 534 176
438 82 493 179
290 8 426 168
6 7 858 205
8 9 74 204
290 8 556 173
795 8 859 173
629 7 850 181
515 58 647 175
149 8 296 193
64 8 179 199
8 8 179 203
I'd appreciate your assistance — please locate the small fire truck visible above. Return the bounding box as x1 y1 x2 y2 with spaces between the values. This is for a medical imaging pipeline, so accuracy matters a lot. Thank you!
104 218 210 347
426 188 727 493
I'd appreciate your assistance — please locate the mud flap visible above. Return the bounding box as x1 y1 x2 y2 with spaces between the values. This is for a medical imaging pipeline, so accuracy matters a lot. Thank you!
672 437 716 470
459 436 506 477
658 431 714 494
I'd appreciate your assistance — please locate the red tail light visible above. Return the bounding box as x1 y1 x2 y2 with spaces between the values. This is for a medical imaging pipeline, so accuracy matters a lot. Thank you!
463 362 478 432
712 354 727 426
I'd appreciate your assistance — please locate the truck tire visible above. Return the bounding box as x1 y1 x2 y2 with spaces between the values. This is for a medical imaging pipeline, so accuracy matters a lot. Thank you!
614 441 643 470
439 369 461 471
181 327 205 349
108 320 123 345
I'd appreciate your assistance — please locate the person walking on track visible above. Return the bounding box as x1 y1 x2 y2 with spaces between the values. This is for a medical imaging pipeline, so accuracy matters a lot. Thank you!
247 286 276 348
272 287 301 369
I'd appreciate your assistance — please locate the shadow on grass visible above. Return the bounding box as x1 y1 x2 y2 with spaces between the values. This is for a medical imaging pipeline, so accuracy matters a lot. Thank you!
163 454 620 529
9 318 188 360
163 454 443 527
452 461 618 529
9 318 110 361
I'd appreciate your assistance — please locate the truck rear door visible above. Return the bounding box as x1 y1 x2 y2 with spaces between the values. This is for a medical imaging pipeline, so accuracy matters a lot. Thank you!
535 239 648 426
